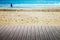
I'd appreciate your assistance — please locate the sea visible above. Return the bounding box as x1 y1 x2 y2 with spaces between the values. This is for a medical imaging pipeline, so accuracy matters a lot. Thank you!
0 0 60 8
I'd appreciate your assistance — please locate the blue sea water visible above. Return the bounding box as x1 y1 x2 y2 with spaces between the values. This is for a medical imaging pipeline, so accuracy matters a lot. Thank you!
0 0 60 4
0 0 60 8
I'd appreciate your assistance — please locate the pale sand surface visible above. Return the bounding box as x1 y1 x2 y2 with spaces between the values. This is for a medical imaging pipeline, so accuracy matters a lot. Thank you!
0 8 60 26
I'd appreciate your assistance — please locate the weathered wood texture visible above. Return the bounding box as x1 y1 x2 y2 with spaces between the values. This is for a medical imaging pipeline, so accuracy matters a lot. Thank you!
0 26 60 40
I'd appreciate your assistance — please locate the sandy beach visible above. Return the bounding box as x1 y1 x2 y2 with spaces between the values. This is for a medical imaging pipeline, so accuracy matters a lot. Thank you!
0 8 60 26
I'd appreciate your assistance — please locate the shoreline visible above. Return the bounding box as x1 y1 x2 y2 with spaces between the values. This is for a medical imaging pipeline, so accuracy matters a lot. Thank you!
0 8 60 12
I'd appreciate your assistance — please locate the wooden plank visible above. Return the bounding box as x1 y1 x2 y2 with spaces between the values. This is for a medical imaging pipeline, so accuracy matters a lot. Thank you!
42 26 51 40
0 26 60 40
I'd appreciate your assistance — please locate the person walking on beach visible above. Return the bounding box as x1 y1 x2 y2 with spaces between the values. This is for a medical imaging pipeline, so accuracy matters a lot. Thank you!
11 3 13 8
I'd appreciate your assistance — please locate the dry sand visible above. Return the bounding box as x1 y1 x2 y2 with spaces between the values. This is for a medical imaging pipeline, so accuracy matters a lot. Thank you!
0 8 60 26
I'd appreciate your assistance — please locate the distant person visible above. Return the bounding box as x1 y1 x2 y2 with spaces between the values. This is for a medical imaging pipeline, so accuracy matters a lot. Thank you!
11 3 13 8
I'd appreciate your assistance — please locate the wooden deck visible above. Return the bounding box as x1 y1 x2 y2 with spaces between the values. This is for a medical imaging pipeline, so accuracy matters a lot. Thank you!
0 26 60 40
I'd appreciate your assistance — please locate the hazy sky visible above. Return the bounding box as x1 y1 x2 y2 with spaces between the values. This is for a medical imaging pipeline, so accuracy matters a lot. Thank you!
0 0 60 4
